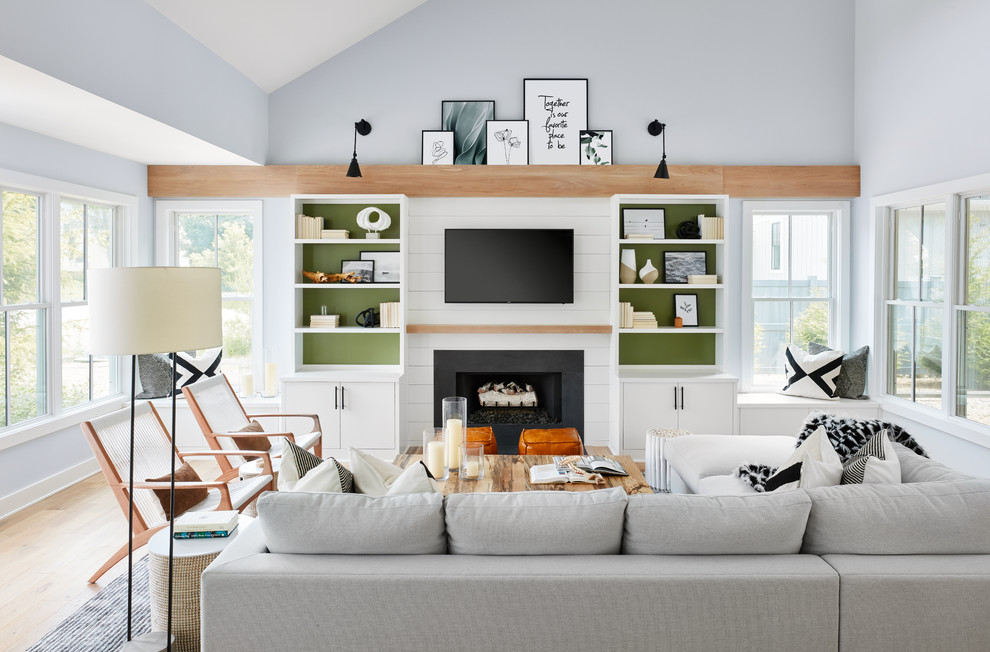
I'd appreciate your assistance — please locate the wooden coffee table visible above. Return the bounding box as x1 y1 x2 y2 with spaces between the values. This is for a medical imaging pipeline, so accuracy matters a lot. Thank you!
394 447 651 495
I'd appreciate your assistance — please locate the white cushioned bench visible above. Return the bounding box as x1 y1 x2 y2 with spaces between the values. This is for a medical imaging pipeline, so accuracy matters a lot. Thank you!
736 392 881 436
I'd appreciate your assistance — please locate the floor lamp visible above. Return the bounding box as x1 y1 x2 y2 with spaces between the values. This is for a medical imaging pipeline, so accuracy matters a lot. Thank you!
89 266 222 652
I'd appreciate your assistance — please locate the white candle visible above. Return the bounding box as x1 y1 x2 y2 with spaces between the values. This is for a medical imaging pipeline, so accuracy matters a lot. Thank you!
426 441 445 478
446 418 462 468
240 372 254 397
264 362 278 397
464 460 480 478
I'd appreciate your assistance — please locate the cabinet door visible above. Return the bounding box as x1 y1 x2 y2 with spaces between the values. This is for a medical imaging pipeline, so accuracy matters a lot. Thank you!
282 381 341 449
339 381 396 450
621 381 680 451
678 381 735 434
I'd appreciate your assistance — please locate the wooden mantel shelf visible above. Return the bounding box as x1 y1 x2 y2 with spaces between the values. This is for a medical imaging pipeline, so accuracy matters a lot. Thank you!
406 324 612 334
148 164 859 198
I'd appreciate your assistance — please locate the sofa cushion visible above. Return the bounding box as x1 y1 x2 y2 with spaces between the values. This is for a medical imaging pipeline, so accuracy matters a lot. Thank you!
257 491 446 554
445 487 627 555
840 431 900 485
624 490 812 554
803 479 990 554
348 447 439 496
765 427 842 492
893 443 973 483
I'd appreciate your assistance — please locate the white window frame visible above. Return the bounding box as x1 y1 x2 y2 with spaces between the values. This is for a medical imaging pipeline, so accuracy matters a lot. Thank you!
154 200 264 386
741 200 850 392
0 167 136 450
872 171 990 447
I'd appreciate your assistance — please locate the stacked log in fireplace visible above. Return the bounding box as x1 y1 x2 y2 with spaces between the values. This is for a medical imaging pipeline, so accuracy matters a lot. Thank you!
469 380 558 425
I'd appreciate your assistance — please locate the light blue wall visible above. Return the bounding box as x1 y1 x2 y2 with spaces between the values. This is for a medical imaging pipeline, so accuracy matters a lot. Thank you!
0 0 268 163
853 0 990 473
269 0 856 166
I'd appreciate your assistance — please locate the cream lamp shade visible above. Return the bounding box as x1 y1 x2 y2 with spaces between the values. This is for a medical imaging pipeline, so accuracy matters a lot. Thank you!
88 267 223 355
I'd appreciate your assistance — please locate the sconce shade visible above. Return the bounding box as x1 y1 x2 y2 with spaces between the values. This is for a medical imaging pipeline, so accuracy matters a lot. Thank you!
346 119 372 178
88 267 223 355
346 156 362 178
648 119 669 179
655 158 669 179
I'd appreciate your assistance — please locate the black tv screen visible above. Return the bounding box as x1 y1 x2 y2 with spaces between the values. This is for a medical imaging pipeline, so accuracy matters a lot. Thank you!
445 229 574 303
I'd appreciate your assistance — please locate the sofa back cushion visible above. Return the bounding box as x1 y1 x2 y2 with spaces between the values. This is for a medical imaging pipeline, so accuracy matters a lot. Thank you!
624 491 812 554
803 479 990 554
893 443 974 483
257 491 445 554
445 487 627 555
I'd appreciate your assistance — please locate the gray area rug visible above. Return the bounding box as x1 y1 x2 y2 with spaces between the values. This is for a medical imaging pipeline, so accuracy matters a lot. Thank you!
27 556 151 651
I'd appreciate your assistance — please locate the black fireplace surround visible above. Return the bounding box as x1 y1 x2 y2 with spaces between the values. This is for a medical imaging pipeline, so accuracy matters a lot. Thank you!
433 350 584 455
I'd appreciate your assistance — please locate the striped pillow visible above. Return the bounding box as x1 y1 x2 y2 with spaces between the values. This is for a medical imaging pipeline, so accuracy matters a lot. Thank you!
841 431 901 485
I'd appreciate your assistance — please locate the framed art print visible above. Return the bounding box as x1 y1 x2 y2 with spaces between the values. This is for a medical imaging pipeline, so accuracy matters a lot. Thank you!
523 78 588 164
360 250 400 283
674 293 699 327
663 251 707 283
422 130 454 165
580 129 612 165
341 260 374 283
441 101 495 164
622 208 665 239
485 120 529 165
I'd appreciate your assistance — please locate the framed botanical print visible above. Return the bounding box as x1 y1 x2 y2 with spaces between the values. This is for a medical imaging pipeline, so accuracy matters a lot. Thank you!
441 101 495 164
422 130 454 165
674 293 699 327
485 120 529 165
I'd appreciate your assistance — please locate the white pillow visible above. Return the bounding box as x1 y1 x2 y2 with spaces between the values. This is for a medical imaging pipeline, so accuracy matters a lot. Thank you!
348 447 438 496
841 430 901 485
779 344 843 400
291 457 354 493
765 427 842 491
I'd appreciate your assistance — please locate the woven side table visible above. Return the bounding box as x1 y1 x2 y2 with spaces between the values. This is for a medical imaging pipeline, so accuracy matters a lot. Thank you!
646 428 691 492
147 516 252 652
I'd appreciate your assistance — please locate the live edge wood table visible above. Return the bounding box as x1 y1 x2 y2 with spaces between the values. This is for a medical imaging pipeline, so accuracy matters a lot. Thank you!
394 447 652 495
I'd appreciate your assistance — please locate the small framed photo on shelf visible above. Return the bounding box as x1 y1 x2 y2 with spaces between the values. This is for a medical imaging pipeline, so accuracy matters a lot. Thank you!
441 100 495 164
622 208 665 239
341 260 374 283
485 120 529 165
580 130 612 165
674 294 699 327
360 250 400 283
663 251 707 283
422 130 454 165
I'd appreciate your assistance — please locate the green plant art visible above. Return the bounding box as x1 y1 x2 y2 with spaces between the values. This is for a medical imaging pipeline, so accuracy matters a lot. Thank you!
580 130 611 165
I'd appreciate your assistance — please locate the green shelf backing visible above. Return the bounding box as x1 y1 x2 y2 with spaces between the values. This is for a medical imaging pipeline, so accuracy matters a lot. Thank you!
302 288 399 327
619 203 717 239
300 243 399 275
619 288 717 327
302 332 400 365
619 333 716 366
301 203 401 239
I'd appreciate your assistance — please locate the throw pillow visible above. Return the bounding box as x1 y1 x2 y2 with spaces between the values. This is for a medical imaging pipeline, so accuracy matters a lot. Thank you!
386 462 440 495
146 462 208 520
779 344 843 400
841 430 901 485
807 342 870 399
348 447 439 496
170 347 222 390
797 413 927 461
764 427 842 492
277 439 324 491
292 457 355 493
231 420 271 461
136 353 173 398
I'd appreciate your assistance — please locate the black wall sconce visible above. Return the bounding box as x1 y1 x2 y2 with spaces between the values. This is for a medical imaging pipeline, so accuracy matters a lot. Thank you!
648 119 669 179
346 119 372 177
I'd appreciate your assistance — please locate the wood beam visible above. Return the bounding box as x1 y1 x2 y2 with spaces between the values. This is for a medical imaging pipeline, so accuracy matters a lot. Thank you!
406 324 612 335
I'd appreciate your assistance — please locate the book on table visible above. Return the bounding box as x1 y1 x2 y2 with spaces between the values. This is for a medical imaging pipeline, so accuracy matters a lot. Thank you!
529 463 604 485
173 510 238 534
173 525 238 539
553 455 629 477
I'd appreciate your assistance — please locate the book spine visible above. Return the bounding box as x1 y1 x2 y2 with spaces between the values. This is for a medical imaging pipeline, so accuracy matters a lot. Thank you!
173 530 233 539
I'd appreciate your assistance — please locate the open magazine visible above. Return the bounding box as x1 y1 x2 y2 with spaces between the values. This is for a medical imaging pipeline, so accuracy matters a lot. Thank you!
529 463 604 485
553 455 628 477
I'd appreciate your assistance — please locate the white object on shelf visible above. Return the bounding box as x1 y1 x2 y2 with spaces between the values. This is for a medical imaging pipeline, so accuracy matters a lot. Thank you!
355 206 391 238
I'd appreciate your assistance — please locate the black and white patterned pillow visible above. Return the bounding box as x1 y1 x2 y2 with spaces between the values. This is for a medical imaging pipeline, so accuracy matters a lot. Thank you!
170 347 222 390
807 342 870 399
779 344 843 400
841 430 901 485
282 440 354 493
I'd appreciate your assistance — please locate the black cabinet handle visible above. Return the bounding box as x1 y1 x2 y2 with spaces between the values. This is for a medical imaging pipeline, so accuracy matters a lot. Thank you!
680 386 685 411
334 386 338 410
340 386 345 410
673 386 678 410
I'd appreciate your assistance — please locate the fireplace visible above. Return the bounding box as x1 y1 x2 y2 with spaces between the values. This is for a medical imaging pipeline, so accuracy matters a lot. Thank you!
433 350 584 454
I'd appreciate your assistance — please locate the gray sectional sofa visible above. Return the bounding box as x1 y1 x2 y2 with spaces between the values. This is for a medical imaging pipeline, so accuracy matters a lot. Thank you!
201 446 990 651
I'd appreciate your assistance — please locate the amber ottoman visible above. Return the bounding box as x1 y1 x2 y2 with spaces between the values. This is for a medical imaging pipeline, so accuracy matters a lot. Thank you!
467 426 498 455
518 427 583 455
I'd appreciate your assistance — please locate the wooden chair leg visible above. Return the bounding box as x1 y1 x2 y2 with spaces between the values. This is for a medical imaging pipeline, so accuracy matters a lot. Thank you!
313 439 323 458
88 525 164 584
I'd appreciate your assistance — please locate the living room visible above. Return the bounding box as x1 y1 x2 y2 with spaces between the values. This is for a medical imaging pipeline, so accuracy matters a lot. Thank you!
2 0 990 649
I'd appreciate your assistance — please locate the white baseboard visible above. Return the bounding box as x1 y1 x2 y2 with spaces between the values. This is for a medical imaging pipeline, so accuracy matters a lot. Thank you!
0 458 100 521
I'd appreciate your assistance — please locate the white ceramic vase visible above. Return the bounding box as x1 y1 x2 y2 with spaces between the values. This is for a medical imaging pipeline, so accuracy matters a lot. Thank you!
639 258 659 284
620 249 637 284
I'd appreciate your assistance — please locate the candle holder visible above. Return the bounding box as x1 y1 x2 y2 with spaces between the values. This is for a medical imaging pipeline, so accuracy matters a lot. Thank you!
461 442 484 480
422 427 449 481
442 396 467 476
262 348 278 398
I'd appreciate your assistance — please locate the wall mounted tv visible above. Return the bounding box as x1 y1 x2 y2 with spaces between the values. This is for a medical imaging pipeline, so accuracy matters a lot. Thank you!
444 228 574 304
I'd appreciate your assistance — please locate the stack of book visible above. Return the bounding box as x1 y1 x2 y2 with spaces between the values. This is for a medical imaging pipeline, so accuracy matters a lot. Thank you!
698 215 724 239
173 510 239 539
379 302 401 328
321 229 350 239
632 311 658 329
625 233 655 241
618 301 634 328
310 313 340 328
295 214 324 239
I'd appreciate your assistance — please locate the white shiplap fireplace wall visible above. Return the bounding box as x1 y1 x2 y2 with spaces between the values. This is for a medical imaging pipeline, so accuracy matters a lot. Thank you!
401 197 613 450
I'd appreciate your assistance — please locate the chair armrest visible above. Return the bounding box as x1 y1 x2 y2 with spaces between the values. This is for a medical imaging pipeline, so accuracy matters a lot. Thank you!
247 413 321 433
180 450 274 477
127 480 229 490
206 431 297 444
